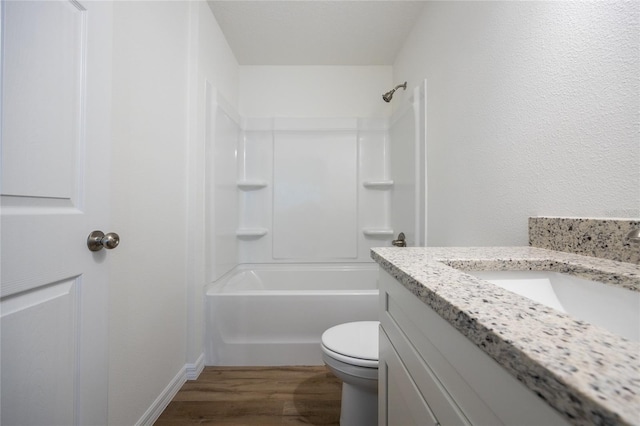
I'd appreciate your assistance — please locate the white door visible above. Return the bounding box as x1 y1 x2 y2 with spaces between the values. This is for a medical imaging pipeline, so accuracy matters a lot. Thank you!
1 1 113 424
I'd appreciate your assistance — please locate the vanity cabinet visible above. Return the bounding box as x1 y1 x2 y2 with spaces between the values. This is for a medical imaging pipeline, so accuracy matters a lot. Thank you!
378 269 569 426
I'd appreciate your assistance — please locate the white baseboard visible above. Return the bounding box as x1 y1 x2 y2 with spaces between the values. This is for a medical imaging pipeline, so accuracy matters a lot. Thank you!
135 353 204 426
186 353 205 380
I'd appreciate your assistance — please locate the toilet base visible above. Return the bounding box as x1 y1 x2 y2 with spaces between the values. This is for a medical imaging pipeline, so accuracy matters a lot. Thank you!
340 381 378 426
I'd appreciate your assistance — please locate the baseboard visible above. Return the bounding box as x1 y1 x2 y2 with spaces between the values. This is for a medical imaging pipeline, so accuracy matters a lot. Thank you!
135 366 187 426
135 353 206 425
186 353 205 380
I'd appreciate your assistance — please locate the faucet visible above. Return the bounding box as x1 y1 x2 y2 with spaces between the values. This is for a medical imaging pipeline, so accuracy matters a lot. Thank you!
391 232 406 247
626 229 640 244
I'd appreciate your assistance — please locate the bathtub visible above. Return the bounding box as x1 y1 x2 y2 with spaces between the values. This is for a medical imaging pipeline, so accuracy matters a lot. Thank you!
205 263 379 366
467 270 640 342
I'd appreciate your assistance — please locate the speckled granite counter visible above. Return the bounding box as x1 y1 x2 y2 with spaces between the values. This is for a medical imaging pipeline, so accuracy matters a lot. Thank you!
371 246 640 426
529 217 640 264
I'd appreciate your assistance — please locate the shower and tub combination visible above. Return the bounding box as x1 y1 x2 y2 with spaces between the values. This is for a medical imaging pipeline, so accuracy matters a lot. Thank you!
204 80 425 423
206 262 379 366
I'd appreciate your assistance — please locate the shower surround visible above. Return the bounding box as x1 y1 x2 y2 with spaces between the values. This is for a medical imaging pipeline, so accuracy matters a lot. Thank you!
203 83 425 365
206 86 415 282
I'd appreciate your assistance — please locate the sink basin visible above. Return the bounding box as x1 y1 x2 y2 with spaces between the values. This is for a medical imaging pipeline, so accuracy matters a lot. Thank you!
466 270 640 342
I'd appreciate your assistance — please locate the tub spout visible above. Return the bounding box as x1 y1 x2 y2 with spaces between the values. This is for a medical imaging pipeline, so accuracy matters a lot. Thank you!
391 232 406 247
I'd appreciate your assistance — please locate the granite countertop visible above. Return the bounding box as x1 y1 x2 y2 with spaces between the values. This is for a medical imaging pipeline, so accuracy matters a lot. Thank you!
371 246 640 426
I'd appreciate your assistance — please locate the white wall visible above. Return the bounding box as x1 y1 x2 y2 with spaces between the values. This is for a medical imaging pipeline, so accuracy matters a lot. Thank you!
110 2 189 423
185 0 239 377
393 1 640 246
199 2 240 110
109 1 239 424
239 66 393 117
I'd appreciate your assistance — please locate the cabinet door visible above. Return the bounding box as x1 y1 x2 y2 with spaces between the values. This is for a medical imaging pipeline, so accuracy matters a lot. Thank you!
380 328 439 426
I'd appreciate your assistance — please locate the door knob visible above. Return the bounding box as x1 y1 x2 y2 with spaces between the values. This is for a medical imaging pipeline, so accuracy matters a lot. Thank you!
87 230 120 252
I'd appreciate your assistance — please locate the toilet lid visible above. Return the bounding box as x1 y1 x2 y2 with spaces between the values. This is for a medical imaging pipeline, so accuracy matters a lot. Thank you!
321 321 379 361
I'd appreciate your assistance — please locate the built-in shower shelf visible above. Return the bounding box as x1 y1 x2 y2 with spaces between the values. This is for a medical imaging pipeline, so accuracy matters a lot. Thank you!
363 180 394 189
237 180 268 190
362 228 394 237
236 228 268 238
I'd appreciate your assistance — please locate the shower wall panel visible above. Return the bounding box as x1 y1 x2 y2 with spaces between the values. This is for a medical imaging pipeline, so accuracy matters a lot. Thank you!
273 130 358 260
389 102 417 246
236 124 273 263
236 117 393 263
206 85 240 281
388 81 427 247
357 119 393 259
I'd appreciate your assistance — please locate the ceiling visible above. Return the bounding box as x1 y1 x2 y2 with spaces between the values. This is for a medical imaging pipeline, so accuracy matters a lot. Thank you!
207 1 427 65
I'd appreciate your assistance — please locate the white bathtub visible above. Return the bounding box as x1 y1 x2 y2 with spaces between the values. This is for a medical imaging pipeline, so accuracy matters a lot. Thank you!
467 270 640 342
205 263 379 366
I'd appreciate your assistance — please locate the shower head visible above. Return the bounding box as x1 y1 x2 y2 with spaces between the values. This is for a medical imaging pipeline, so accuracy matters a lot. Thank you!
382 82 407 102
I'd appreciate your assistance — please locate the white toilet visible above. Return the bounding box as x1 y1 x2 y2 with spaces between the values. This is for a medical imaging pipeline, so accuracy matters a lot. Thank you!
321 321 379 426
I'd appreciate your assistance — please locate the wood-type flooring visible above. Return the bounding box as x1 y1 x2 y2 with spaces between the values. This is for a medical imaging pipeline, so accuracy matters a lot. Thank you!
154 366 342 425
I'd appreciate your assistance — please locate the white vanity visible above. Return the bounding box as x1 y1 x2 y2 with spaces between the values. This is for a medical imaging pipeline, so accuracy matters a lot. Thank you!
372 247 640 426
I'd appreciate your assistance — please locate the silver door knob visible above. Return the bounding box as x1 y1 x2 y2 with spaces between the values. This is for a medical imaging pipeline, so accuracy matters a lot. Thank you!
87 230 120 252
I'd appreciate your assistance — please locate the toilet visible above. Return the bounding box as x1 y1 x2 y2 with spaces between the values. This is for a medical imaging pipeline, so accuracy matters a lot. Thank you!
321 321 379 426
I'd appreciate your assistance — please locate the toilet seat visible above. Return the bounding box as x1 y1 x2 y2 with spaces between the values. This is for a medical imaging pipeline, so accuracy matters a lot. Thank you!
321 321 379 368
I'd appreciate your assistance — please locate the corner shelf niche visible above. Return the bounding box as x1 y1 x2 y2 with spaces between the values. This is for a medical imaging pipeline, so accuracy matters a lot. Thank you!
363 180 394 189
236 228 268 239
237 180 268 190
